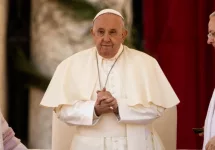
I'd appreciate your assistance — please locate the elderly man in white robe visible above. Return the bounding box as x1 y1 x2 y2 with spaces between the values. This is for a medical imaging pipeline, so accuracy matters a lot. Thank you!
40 9 180 150
203 11 215 150
0 109 27 150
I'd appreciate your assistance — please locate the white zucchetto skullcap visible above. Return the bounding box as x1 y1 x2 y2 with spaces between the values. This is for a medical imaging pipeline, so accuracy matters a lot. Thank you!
93 9 124 21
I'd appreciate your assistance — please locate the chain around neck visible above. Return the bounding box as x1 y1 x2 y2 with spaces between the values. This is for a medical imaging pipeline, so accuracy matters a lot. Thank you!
96 46 124 90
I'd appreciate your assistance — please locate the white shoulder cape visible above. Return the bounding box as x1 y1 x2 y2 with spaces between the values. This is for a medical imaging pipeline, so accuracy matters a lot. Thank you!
40 45 180 108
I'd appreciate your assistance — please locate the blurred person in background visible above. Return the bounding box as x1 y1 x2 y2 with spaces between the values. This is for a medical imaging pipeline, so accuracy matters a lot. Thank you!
202 11 215 150
0 109 27 150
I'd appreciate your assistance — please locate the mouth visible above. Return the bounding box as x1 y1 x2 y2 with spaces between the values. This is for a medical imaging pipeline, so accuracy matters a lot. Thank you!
101 45 112 47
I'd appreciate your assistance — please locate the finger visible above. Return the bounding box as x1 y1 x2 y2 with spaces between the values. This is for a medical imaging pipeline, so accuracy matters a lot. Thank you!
97 93 103 100
105 100 117 110
95 100 100 105
100 99 111 105
112 102 118 109
109 105 114 110
103 91 112 98
106 101 116 109
103 108 114 113
97 88 106 93
100 102 114 110
100 102 111 108
103 97 115 103
97 91 112 99
100 100 107 105
95 98 106 105
97 92 108 100
97 96 109 103
106 91 111 95
96 90 101 94
97 91 107 98
99 106 113 114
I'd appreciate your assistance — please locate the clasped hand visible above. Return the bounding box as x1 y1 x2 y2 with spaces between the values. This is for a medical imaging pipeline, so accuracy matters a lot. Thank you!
94 88 118 116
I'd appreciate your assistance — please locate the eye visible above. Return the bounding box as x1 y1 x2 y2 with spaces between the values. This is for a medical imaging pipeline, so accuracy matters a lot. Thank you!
209 30 215 36
109 30 117 35
208 31 215 38
97 29 105 36
99 30 104 34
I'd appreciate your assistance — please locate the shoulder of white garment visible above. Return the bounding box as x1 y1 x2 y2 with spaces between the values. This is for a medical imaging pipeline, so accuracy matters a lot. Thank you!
56 47 96 69
57 45 157 69
40 45 179 108
124 46 180 108
124 46 158 64
60 47 96 63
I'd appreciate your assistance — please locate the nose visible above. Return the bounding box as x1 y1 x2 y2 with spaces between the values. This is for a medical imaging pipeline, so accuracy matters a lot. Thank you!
103 33 111 42
207 37 213 44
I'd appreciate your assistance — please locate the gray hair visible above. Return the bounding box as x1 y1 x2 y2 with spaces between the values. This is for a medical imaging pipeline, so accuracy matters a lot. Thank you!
209 11 215 19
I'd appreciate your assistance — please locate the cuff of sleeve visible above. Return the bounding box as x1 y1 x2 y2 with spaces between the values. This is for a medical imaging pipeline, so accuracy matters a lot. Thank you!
116 100 129 122
93 109 100 119
80 100 99 125
92 103 100 125
54 101 99 126
116 99 161 124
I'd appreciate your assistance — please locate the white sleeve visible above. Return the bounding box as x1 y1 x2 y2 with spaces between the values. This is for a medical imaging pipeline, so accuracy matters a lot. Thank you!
55 100 100 126
117 99 165 125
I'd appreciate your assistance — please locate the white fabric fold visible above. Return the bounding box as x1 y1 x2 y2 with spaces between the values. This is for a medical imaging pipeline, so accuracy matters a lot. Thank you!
117 99 164 124
55 100 98 126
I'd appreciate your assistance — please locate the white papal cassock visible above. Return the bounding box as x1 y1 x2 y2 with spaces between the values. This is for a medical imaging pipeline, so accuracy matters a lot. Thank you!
203 89 215 150
40 45 180 150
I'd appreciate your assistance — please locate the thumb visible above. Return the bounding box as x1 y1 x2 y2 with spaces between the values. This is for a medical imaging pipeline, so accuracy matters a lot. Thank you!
95 98 103 105
96 88 106 94
96 90 101 94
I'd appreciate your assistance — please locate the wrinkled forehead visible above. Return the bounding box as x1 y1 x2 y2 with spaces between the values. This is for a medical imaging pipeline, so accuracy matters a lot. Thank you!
209 17 215 32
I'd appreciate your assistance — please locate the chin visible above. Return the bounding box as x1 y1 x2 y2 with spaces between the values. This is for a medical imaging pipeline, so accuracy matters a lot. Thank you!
97 46 117 58
101 46 112 50
98 47 111 53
